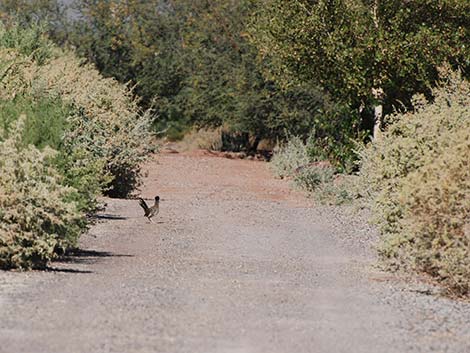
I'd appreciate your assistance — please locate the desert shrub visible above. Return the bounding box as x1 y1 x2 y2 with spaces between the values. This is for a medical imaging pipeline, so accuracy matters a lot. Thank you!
0 95 70 149
0 34 153 198
31 52 154 197
359 70 470 295
53 147 111 213
270 135 359 204
0 118 84 269
0 93 107 213
293 163 335 192
313 175 361 206
270 136 310 178
398 136 470 294
0 23 154 269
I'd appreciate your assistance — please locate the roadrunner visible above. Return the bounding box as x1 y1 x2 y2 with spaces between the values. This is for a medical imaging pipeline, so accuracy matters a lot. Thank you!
139 196 160 222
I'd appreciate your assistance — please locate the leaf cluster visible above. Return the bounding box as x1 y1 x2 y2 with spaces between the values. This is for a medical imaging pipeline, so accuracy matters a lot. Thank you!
250 0 470 127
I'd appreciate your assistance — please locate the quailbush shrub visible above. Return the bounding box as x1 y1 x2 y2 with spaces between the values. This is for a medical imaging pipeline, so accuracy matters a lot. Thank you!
0 118 84 269
359 70 470 295
0 90 108 213
293 163 335 192
0 24 154 269
0 27 154 198
270 135 356 204
31 52 154 197
270 136 310 179
398 135 470 294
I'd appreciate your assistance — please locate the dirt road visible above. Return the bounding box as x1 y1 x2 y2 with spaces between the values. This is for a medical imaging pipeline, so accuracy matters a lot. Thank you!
1 151 469 353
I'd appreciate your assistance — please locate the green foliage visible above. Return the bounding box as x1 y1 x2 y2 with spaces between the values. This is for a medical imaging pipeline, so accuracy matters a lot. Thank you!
0 23 154 269
6 1 363 165
0 0 69 44
270 136 310 179
54 147 110 213
33 52 154 197
293 163 335 192
359 70 470 295
0 94 109 212
0 117 85 269
0 92 105 213
304 104 364 172
66 0 338 152
0 22 53 64
0 95 70 149
0 35 154 198
250 0 470 129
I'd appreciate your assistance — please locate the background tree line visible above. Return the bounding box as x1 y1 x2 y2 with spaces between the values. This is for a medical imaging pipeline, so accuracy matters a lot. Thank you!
1 0 469 168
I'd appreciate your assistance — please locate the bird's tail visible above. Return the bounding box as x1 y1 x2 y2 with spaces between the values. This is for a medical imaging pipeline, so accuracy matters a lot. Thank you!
138 198 149 212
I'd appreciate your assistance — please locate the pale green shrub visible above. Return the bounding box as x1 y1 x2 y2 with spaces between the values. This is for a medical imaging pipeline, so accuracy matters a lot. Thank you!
270 136 310 178
399 135 470 294
359 70 470 295
0 118 84 269
313 175 361 206
270 135 358 205
0 24 153 270
31 52 154 197
0 80 108 213
293 162 335 192
0 22 52 65
0 43 154 197
54 147 111 213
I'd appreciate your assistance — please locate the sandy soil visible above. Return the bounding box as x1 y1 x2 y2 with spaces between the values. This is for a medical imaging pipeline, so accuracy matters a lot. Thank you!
1 151 469 353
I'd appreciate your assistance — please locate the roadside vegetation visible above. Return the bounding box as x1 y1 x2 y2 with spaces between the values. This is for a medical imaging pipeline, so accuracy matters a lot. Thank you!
270 71 470 296
358 70 470 296
253 1 470 295
0 1 469 295
0 24 152 269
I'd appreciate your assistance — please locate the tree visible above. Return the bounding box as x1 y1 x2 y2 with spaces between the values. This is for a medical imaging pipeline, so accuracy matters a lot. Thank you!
68 0 340 155
250 0 470 137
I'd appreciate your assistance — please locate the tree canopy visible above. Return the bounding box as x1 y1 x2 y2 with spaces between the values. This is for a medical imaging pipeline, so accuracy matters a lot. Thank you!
65 0 344 154
250 0 470 131
1 0 469 166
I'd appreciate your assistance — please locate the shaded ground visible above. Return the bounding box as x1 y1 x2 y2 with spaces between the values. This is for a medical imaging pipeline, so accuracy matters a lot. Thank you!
1 150 469 353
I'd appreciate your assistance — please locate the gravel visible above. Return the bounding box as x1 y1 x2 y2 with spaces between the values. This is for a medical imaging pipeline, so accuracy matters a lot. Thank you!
1 151 469 353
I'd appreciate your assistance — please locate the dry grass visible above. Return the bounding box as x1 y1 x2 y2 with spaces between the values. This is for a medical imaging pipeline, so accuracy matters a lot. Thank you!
176 127 223 152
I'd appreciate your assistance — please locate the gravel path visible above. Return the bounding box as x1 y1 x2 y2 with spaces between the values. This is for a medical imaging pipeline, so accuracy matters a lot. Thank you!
1 151 469 353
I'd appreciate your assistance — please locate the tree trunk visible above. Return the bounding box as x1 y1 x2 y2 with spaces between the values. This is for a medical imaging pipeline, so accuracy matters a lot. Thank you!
372 87 384 140
371 0 384 140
